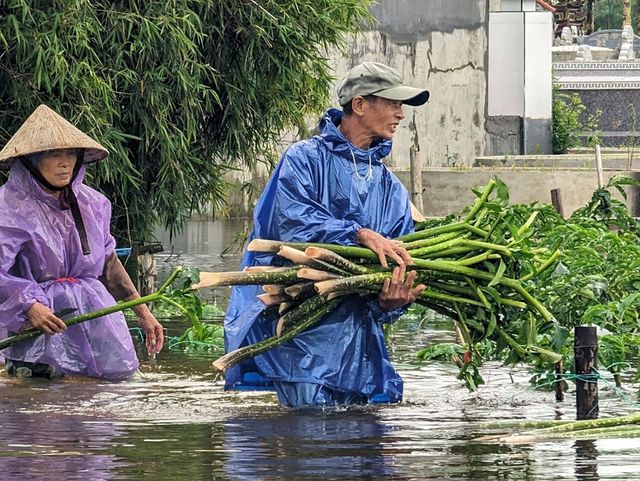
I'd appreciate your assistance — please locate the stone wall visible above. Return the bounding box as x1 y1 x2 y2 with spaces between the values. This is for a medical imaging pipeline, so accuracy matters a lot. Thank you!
553 61 640 148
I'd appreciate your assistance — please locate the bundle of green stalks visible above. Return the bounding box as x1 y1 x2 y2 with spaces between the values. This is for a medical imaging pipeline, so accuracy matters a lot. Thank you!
208 179 562 377
478 411 640 444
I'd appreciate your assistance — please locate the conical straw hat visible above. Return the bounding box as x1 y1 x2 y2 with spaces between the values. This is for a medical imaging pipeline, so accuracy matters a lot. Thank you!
0 104 108 170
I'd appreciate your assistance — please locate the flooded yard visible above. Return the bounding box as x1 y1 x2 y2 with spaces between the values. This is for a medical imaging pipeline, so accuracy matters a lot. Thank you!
1 220 639 481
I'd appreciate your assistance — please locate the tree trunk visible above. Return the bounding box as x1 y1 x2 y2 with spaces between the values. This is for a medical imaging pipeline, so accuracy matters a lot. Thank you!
585 0 595 35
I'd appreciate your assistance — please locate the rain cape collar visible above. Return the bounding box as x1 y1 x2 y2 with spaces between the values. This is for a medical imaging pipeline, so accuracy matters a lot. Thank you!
8 160 87 208
317 108 392 163
8 160 92 255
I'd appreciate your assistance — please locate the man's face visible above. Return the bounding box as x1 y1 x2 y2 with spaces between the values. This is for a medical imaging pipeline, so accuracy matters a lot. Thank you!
361 97 405 140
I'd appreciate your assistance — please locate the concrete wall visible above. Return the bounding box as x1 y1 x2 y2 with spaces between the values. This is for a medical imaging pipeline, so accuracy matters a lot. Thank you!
395 166 640 218
328 1 489 170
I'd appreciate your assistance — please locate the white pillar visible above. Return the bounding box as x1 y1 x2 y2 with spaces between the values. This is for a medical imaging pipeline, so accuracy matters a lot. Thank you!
501 0 536 11
488 8 553 153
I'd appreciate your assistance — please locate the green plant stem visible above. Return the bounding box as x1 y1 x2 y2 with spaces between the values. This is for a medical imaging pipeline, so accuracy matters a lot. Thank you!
522 411 640 435
456 252 501 266
0 267 183 351
464 179 496 222
395 221 470 243
421 246 480 259
249 239 379 261
409 258 553 321
402 231 462 250
1 292 162 351
520 249 561 281
212 299 340 371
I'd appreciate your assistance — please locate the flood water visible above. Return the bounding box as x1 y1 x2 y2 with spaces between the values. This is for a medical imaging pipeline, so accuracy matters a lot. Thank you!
1 219 640 481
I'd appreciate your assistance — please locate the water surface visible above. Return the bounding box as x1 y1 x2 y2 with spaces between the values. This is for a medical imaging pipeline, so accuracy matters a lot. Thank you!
1 219 638 481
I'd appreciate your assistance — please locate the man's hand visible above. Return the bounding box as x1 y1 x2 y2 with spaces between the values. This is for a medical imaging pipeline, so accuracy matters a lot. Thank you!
378 265 425 311
356 228 412 268
26 302 67 335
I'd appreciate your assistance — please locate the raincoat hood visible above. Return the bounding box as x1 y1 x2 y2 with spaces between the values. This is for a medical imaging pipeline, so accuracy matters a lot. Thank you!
317 108 392 163
8 159 87 210
9 159 92 255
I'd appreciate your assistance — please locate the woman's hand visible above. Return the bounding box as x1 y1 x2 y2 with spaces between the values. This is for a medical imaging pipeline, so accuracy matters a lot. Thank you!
137 312 165 355
378 265 425 311
124 295 165 355
356 228 412 268
26 302 67 335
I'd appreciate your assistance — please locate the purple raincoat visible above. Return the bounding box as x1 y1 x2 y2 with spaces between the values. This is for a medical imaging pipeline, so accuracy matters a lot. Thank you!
0 162 138 380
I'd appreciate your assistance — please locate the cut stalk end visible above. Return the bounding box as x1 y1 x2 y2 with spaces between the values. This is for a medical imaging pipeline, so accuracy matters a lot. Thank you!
212 358 229 372
297 268 342 281
247 239 283 252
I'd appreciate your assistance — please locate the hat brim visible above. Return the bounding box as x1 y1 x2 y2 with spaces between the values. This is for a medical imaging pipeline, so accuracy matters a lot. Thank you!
0 146 108 170
0 104 109 170
374 86 430 106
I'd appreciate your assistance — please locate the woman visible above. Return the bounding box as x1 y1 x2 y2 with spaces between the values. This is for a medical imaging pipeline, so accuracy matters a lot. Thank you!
0 104 164 380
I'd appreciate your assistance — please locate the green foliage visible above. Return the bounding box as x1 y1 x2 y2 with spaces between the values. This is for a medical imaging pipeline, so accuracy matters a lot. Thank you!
415 176 640 391
0 0 372 242
160 267 225 350
176 319 224 352
572 175 640 232
507 177 640 386
417 343 485 390
593 0 639 30
552 89 602 154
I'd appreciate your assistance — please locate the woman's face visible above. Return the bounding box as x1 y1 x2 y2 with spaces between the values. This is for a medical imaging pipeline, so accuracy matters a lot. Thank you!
37 150 77 187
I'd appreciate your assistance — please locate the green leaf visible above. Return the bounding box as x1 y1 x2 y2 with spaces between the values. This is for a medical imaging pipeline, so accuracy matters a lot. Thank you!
494 177 510 206
486 312 497 338
488 260 506 287
529 345 563 365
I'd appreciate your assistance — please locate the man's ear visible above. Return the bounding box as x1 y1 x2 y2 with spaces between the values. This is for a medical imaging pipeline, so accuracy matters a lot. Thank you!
351 96 367 117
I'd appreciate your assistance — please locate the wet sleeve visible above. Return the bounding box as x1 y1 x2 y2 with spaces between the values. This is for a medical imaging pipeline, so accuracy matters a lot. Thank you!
100 198 117 265
97 197 138 301
99 252 138 301
363 296 407 324
274 146 362 245
0 235 50 332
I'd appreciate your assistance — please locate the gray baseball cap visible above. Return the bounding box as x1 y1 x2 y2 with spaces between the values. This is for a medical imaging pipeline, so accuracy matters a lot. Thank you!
337 62 429 107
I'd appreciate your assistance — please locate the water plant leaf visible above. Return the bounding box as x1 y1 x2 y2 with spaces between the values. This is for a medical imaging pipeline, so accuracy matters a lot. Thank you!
487 259 506 287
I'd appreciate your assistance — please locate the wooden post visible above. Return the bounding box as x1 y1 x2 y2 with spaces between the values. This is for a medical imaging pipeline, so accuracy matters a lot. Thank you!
137 252 157 298
555 360 565 402
409 145 423 215
550 188 565 218
133 243 163 298
550 188 567 402
594 144 604 189
574 439 599 479
575 326 599 420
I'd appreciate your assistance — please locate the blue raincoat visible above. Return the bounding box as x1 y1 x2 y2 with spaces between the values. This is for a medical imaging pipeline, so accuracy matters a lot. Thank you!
224 109 414 407
0 162 139 379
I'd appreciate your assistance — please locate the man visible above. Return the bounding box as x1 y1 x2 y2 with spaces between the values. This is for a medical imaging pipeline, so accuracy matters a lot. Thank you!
223 62 429 407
